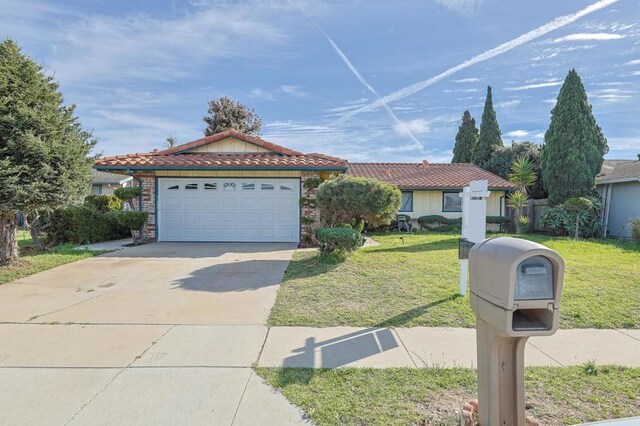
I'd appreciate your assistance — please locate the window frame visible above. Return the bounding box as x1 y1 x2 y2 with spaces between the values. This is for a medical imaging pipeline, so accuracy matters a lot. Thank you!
399 191 414 212
442 191 462 213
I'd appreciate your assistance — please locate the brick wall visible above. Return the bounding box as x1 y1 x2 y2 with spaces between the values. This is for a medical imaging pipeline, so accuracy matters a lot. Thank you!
132 173 156 242
301 171 321 246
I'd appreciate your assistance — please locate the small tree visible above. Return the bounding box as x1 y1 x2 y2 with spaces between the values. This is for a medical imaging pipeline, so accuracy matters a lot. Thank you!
165 136 177 148
473 86 503 169
542 69 608 205
507 156 537 234
484 141 547 199
0 39 95 262
203 96 262 136
114 187 147 244
452 110 478 163
315 175 401 228
564 197 593 239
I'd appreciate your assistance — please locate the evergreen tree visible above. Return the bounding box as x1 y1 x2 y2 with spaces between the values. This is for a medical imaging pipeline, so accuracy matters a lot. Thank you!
452 110 478 163
203 96 262 136
473 86 503 168
0 39 95 263
541 69 608 205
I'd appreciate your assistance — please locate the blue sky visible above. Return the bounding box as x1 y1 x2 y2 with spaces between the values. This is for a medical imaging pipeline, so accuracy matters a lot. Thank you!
1 0 639 162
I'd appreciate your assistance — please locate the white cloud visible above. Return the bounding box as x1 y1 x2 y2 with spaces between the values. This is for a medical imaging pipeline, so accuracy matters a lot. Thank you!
505 81 562 91
496 100 522 108
433 0 483 17
453 77 480 83
393 118 430 136
553 32 625 42
625 59 640 65
505 130 529 138
338 0 619 121
279 85 309 98
250 88 275 100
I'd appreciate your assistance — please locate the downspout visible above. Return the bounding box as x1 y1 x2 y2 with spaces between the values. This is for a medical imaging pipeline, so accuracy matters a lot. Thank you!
126 170 143 212
603 183 612 237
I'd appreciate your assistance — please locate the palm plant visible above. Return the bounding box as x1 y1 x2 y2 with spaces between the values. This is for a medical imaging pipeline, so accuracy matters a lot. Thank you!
507 156 537 234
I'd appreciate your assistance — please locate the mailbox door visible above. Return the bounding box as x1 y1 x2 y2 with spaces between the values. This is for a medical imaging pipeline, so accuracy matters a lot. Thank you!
514 256 554 300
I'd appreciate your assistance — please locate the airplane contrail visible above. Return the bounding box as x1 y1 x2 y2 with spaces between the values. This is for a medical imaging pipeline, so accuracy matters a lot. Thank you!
321 29 427 154
338 0 619 122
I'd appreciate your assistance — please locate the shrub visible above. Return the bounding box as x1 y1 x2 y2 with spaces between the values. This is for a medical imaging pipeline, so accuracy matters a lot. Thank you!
540 196 603 238
303 176 321 190
486 216 510 224
49 205 129 244
315 227 364 255
517 216 530 234
335 223 353 228
630 218 640 244
84 194 123 213
114 186 141 202
113 211 148 236
316 175 401 228
417 215 461 231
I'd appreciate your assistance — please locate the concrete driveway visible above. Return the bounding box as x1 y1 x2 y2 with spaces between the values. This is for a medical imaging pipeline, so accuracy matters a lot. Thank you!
0 243 309 425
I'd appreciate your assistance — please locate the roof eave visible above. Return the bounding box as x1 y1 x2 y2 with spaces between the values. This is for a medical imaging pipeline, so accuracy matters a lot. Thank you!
596 177 640 185
94 165 348 172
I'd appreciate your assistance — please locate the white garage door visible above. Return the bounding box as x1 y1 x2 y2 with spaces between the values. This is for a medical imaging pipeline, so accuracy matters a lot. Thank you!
157 178 300 242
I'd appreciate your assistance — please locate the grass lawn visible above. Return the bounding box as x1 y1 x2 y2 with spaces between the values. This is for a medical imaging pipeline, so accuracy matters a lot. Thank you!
0 229 100 285
256 365 640 425
269 233 640 329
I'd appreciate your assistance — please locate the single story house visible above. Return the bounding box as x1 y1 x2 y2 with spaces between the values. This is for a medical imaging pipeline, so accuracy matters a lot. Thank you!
91 170 133 195
94 130 514 243
596 158 640 238
94 130 347 243
348 162 516 226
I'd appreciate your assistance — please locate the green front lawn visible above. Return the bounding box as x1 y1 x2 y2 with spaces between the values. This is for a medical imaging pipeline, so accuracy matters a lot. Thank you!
256 366 640 425
269 233 640 328
0 229 100 285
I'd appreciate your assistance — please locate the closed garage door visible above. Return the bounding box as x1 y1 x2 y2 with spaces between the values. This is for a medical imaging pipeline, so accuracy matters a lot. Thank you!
157 178 300 242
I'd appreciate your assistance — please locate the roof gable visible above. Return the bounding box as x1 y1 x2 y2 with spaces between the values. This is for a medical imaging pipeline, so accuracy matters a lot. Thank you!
157 130 303 156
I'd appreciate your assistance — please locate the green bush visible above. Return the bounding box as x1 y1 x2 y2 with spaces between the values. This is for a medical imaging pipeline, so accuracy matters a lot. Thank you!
486 216 510 224
417 215 461 231
49 205 129 244
84 194 123 213
316 175 401 228
630 218 640 244
540 196 603 238
113 211 148 232
316 227 364 255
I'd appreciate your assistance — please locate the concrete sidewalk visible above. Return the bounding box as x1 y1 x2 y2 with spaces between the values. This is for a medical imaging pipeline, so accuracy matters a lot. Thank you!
258 326 640 369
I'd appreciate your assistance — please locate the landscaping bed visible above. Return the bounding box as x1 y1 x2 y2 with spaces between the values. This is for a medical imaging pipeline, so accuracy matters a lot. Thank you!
269 233 640 328
0 230 101 285
256 365 640 425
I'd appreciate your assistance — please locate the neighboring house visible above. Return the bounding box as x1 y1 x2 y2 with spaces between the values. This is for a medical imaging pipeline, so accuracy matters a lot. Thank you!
91 170 133 195
596 158 640 238
94 130 347 243
348 162 516 227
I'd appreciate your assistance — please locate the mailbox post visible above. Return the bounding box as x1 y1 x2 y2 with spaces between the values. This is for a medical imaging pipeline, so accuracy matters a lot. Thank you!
469 237 565 426
459 180 490 296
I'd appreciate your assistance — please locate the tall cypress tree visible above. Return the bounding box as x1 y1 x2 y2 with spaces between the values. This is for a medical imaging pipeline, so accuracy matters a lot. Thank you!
452 110 478 163
541 69 608 205
0 39 95 263
473 86 503 168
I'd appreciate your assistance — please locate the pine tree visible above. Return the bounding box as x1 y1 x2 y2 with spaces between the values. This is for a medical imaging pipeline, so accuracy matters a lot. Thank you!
0 39 95 263
452 110 478 163
203 96 262 136
473 86 503 168
541 69 608 205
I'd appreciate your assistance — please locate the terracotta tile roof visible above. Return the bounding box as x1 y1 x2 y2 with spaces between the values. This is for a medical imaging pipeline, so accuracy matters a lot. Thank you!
95 152 348 169
597 159 640 184
157 129 304 156
348 162 516 190
95 130 347 170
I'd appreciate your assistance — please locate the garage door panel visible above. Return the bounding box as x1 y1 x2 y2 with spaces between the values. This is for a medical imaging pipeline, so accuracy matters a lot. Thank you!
158 178 300 242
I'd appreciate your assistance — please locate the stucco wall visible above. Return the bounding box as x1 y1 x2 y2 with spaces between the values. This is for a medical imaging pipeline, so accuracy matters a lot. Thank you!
602 181 640 238
400 190 506 220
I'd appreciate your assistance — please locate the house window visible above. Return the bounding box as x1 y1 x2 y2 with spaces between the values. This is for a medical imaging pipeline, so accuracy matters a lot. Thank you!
261 183 275 191
400 191 413 212
242 183 256 191
185 183 198 190
442 192 462 212
223 182 236 191
204 183 217 190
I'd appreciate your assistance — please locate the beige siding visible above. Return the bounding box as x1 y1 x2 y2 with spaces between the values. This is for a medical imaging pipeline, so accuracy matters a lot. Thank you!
402 190 505 219
189 137 270 153
154 170 301 177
